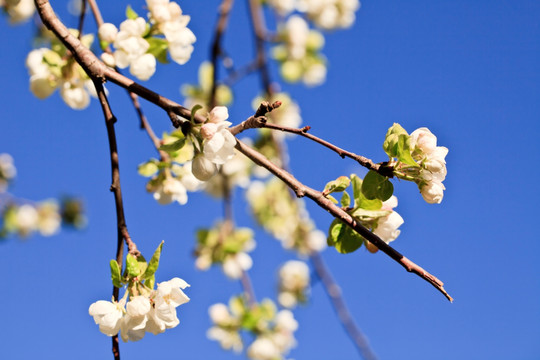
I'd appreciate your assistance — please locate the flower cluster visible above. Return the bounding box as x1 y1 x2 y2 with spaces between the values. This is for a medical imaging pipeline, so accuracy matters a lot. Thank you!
89 277 190 342
277 260 310 308
247 179 326 254
98 1 196 81
26 32 98 110
383 124 448 204
0 153 16 192
181 62 233 114
409 128 449 204
138 130 202 206
195 224 255 279
297 0 361 30
207 296 298 360
272 15 327 86
0 0 34 24
191 106 237 181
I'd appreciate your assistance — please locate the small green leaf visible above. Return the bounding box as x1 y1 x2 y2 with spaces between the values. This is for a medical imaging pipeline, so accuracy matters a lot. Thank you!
137 254 148 276
138 161 159 177
327 195 338 204
143 241 163 279
126 254 140 277
191 104 203 122
340 191 351 208
362 170 394 201
351 174 383 210
126 5 139 20
323 176 351 195
159 138 185 153
144 274 155 290
146 37 169 64
327 219 364 254
396 134 420 167
110 260 123 288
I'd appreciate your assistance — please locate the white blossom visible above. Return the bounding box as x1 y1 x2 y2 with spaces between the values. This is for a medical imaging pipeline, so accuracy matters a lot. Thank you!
207 106 229 123
3 0 35 23
88 298 126 336
191 154 217 181
15 204 38 235
207 327 243 352
152 177 188 205
146 277 190 334
60 80 91 110
419 180 445 204
0 153 16 191
373 196 404 244
98 23 118 43
203 121 237 165
247 337 282 360
303 62 327 86
297 0 360 30
222 252 253 279
129 53 156 81
267 0 296 16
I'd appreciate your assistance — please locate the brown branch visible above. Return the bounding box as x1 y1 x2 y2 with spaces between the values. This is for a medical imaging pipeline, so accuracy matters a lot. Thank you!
247 0 274 96
311 252 378 360
77 0 87 40
230 109 393 177
34 0 205 127
235 139 453 301
209 0 235 109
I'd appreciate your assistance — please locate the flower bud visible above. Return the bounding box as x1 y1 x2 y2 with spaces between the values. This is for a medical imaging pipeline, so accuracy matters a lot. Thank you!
207 106 229 123
100 53 116 68
191 155 217 181
419 181 445 204
410 127 437 155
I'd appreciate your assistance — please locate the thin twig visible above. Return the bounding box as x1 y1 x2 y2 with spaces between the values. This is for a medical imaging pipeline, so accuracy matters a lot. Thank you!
209 0 234 109
311 253 378 360
77 0 87 40
230 109 393 177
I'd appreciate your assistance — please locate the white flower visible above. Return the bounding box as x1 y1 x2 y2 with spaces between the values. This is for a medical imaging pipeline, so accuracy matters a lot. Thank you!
4 0 34 23
208 303 232 325
410 127 437 155
297 0 360 30
424 146 448 173
203 121 237 165
129 53 156 81
267 0 296 15
60 80 91 110
247 337 282 360
279 260 309 292
307 229 327 252
303 62 327 86
373 196 404 244
0 153 17 191
285 16 309 60
120 296 151 342
36 201 61 236
146 277 190 334
222 252 253 279
98 23 118 43
201 123 218 139
278 292 297 308
88 298 125 336
100 53 116 68
207 327 243 352
419 180 445 204
153 177 188 205
191 154 217 181
207 106 229 123
15 204 38 235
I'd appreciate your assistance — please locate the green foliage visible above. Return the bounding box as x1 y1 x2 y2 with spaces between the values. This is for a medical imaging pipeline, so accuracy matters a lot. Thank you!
143 241 164 280
383 123 419 167
327 219 364 254
110 260 123 288
361 170 393 201
125 5 139 20
323 176 350 195
146 37 169 64
159 138 186 153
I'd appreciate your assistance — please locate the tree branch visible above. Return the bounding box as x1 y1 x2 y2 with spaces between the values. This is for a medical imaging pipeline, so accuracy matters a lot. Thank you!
311 252 378 360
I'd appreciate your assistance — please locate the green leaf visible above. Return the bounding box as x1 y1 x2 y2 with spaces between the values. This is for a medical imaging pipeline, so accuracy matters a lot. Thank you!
340 191 351 208
323 176 350 195
350 208 391 221
138 161 159 177
351 174 382 210
143 241 163 279
191 104 203 123
159 138 185 153
327 195 338 204
136 254 148 276
327 219 364 254
383 123 408 158
144 274 155 290
146 37 169 64
361 170 394 201
110 260 123 288
396 134 420 167
126 254 140 277
126 5 139 20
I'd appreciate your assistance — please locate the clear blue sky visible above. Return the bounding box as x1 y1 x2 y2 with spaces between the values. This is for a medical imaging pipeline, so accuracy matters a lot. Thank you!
0 0 539 359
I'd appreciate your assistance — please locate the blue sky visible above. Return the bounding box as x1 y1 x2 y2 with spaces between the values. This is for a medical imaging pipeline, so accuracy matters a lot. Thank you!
0 0 539 359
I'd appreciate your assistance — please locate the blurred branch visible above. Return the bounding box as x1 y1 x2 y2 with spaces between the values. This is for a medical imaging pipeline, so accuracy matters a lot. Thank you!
209 0 234 109
76 0 86 40
311 252 378 360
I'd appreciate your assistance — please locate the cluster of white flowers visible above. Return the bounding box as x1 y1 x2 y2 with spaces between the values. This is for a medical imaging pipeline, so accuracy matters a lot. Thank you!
88 278 190 341
0 153 16 192
146 0 196 65
207 298 298 360
297 0 361 30
409 128 448 204
247 179 326 254
273 16 327 86
192 106 237 181
195 225 255 279
0 0 34 23
246 310 298 360
278 260 310 308
26 36 99 110
2 201 61 237
99 18 156 81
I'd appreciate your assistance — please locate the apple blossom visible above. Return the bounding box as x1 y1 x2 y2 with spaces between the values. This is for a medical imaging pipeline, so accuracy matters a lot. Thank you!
88 298 126 336
152 177 188 205
203 121 237 165
98 23 118 43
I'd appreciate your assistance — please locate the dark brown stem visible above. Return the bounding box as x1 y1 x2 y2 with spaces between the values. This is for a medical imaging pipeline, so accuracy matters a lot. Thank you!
311 253 378 360
209 0 234 109
235 139 453 301
247 0 274 96
77 0 87 40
